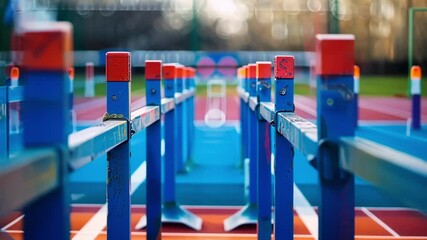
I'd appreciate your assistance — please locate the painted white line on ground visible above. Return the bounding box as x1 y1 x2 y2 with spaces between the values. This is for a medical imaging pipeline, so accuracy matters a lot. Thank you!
1 215 23 231
361 207 400 238
72 161 147 240
294 183 318 240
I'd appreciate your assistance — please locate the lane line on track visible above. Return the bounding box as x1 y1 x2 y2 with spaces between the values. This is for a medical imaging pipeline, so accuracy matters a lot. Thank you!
294 183 318 240
1 215 23 231
361 207 400 238
72 161 147 240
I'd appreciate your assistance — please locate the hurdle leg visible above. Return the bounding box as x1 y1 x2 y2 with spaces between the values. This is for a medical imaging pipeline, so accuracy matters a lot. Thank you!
106 52 132 239
273 56 296 240
21 23 73 239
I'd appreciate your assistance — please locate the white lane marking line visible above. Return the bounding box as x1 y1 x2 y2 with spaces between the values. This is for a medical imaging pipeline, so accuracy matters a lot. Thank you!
294 183 318 240
1 215 24 231
72 161 147 240
361 207 400 237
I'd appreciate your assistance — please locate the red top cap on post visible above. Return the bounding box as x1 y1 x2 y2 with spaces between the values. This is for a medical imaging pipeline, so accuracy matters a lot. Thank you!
243 65 248 79
256 61 272 79
315 34 355 76
354 65 360 79
176 65 184 79
163 64 176 80
11 67 20 79
145 60 162 80
106 52 131 82
248 64 257 79
274 56 295 79
68 67 74 79
22 22 73 71
411 66 422 80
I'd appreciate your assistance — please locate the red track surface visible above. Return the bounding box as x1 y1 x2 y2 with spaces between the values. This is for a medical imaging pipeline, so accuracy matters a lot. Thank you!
1 205 426 240
75 95 427 123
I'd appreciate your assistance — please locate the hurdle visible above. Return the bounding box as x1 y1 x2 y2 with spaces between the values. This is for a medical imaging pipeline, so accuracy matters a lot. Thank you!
0 22 197 240
236 34 427 240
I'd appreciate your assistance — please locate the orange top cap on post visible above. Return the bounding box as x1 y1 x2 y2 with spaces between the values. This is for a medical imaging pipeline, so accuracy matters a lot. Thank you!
22 22 73 71
256 62 272 79
411 66 422 80
10 67 19 79
163 64 176 80
176 66 184 79
315 34 355 76
146 60 162 80
248 64 257 79
354 65 360 79
274 56 295 79
68 67 74 79
243 65 248 79
106 52 131 82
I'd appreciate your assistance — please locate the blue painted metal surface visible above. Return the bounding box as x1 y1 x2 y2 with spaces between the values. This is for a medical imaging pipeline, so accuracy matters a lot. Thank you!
145 60 163 240
412 94 421 129
175 69 186 173
0 148 58 218
273 56 295 240
0 87 6 161
22 70 71 240
316 75 356 240
131 106 161 134
256 69 273 239
106 52 132 240
68 121 128 171
340 137 427 213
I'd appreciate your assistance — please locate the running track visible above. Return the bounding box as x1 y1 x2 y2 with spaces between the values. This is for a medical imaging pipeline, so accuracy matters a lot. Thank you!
1 205 427 240
75 95 427 123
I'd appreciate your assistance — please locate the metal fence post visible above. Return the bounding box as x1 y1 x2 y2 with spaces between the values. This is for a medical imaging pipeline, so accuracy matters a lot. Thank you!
106 52 132 239
145 60 163 240
273 56 295 240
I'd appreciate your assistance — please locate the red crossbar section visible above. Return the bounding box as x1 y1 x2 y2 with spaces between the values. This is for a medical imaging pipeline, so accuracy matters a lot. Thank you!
315 34 354 76
274 55 295 79
106 52 131 82
163 64 176 80
190 68 196 78
145 60 162 80
248 64 257 79
22 22 73 71
256 61 271 79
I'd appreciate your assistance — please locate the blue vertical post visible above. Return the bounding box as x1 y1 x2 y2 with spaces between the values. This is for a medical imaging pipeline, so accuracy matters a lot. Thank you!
146 60 163 240
106 52 132 240
163 64 176 203
353 65 360 127
184 67 190 163
0 86 7 161
410 66 422 130
175 66 186 173
239 67 249 165
316 34 356 240
187 68 196 163
21 23 73 240
273 56 295 240
256 62 272 239
248 64 258 207
68 67 74 133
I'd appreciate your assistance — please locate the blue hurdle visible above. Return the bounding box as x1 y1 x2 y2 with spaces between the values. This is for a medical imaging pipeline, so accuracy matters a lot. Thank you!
237 34 427 240
0 22 197 240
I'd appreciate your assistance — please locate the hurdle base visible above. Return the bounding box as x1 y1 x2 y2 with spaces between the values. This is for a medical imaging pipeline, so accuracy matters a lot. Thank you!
223 203 257 231
135 202 203 231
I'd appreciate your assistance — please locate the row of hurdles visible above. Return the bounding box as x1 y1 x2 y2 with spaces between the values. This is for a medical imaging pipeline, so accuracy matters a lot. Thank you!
232 34 426 240
0 22 426 240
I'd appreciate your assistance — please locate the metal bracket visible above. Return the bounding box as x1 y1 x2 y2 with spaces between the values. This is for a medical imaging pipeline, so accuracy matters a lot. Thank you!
317 139 349 183
102 112 133 137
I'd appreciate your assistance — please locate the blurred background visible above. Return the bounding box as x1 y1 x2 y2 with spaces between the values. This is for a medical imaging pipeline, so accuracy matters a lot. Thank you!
1 0 427 75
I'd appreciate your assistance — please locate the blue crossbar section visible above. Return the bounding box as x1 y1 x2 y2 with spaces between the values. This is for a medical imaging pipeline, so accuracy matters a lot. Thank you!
340 137 427 213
